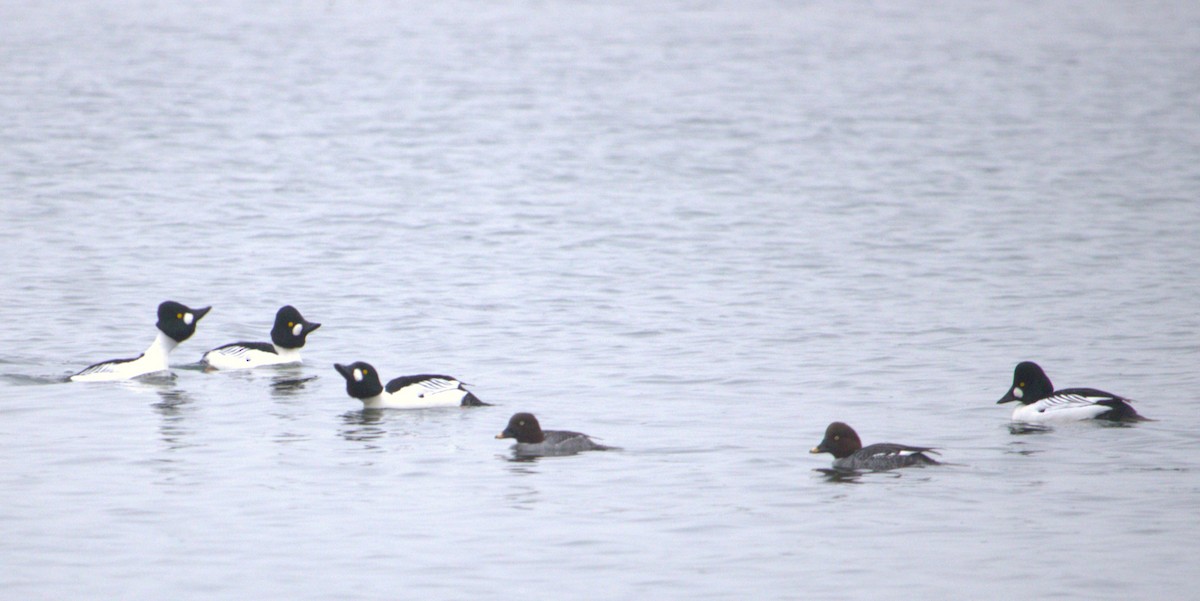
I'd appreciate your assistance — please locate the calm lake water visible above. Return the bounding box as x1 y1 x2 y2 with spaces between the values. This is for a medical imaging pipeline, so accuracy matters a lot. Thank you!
2 1 1199 599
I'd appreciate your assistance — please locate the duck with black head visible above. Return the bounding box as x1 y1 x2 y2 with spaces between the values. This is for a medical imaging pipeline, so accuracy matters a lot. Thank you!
71 300 211 382
202 305 321 370
333 361 487 409
996 361 1145 423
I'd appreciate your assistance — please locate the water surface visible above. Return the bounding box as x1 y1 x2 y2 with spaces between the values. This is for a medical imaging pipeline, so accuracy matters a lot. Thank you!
2 1 1199 599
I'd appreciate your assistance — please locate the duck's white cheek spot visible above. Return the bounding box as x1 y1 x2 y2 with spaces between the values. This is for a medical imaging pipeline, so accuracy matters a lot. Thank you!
292 323 303 336
1013 387 1023 399
184 313 194 325
353 369 363 382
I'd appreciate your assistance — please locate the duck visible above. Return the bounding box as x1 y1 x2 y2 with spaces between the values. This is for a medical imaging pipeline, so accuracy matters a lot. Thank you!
996 361 1144 422
810 422 939 470
495 412 611 456
201 305 320 370
71 301 211 382
332 361 487 409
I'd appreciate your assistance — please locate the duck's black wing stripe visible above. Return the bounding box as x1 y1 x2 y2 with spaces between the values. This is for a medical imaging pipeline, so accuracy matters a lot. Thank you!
1054 387 1129 402
75 354 142 375
1039 388 1127 409
1053 388 1143 420
209 341 276 355
384 374 460 394
860 442 940 457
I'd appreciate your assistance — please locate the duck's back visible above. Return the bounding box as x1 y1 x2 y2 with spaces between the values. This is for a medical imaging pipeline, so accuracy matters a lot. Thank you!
515 430 609 455
70 355 147 381
202 341 287 370
833 443 939 470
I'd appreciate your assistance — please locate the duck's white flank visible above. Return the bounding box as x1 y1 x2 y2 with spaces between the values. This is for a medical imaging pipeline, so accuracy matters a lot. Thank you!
1010 392 1121 423
361 377 471 410
202 345 302 370
70 331 179 382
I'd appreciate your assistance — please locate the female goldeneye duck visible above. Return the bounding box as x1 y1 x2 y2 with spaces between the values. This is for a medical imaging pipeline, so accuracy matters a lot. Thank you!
809 422 939 471
332 361 488 409
71 300 211 382
495 412 612 456
201 305 320 370
997 361 1145 423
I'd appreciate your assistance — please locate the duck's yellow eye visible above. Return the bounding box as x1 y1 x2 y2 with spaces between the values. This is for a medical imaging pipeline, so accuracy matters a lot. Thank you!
362 369 368 375
288 322 294 328
1019 382 1025 387
176 313 183 319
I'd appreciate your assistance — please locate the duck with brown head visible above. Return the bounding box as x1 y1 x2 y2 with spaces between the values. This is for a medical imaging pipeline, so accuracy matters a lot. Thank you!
810 422 940 471
495 412 613 457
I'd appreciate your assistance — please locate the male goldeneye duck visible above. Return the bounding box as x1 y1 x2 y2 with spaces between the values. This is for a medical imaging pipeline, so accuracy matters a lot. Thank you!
495 412 611 456
809 422 939 471
997 361 1145 423
70 300 211 382
332 361 487 409
201 305 320 370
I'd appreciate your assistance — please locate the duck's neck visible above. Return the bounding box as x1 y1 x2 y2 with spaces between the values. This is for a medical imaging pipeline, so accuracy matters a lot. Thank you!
141 331 179 370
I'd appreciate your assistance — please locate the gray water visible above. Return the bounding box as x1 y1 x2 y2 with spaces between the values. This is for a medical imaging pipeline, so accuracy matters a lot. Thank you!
2 1 1199 599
